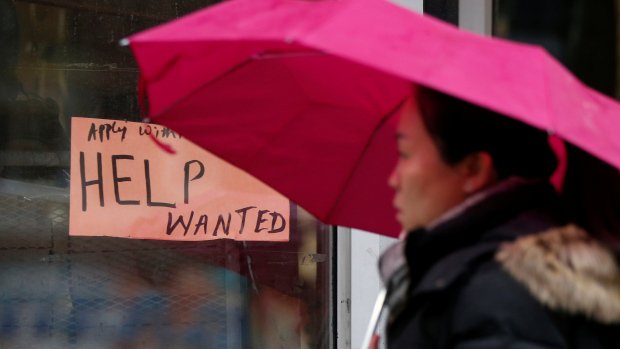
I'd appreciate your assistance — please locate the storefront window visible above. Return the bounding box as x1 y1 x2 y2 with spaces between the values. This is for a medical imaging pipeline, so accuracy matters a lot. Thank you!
0 1 333 348
493 0 618 97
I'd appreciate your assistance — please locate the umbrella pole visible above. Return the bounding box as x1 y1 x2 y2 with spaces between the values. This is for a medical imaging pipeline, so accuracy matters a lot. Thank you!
361 287 387 349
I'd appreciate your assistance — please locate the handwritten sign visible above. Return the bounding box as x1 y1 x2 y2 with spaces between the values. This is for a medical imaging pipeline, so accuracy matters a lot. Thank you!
69 117 290 241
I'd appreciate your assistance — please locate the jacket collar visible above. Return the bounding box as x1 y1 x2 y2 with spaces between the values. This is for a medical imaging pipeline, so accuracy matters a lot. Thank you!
379 178 549 285
404 179 562 294
380 180 562 325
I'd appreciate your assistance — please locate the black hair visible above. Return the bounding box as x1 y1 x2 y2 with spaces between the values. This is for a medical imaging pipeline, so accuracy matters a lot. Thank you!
562 145 620 248
416 86 620 248
416 86 557 180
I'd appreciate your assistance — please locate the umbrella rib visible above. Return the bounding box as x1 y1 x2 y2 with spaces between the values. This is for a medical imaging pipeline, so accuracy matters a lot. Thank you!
243 55 382 163
154 49 326 119
240 56 318 166
154 56 255 119
324 98 407 225
243 99 389 224
254 51 326 59
245 104 308 166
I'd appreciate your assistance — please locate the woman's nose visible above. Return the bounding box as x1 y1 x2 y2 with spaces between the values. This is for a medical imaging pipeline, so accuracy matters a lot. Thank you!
388 166 399 189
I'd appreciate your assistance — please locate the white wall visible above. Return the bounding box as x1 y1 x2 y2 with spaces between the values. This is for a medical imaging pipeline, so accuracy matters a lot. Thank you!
459 0 493 36
350 229 397 349
389 0 423 12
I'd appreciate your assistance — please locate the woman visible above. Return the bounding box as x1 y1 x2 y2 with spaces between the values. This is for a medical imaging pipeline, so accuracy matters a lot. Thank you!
379 86 620 348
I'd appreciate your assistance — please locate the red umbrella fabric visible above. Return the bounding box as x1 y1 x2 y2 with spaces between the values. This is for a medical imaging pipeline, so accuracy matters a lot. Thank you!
127 0 620 237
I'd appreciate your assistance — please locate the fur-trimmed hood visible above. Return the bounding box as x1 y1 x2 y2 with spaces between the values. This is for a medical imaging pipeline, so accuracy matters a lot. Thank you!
497 225 620 324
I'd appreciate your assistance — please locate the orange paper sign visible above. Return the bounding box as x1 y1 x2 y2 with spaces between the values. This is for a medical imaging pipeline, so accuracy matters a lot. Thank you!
69 117 290 241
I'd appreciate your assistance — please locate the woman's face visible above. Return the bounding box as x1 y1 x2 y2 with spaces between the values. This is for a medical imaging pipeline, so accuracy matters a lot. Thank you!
388 98 470 231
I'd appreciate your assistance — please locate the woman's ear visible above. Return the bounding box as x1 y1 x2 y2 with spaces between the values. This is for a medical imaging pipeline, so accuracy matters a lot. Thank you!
459 152 497 194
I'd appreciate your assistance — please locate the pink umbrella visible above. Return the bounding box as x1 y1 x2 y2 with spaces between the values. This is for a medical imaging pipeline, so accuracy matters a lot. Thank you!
126 0 620 237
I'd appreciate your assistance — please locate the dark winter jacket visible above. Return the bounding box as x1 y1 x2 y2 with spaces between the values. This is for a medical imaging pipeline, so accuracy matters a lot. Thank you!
383 181 620 349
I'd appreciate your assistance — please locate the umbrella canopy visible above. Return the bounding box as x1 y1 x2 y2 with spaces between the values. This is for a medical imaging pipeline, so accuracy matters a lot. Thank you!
127 0 620 237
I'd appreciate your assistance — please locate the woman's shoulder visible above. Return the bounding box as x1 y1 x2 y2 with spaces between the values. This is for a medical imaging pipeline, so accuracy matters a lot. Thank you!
444 224 620 348
495 224 620 325
454 225 620 322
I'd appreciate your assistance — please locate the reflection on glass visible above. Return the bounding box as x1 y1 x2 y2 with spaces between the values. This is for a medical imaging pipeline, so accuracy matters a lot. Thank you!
0 1 333 348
